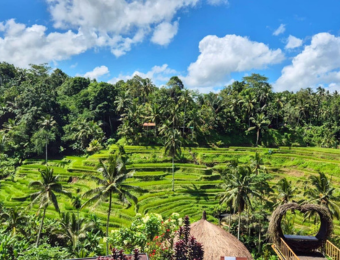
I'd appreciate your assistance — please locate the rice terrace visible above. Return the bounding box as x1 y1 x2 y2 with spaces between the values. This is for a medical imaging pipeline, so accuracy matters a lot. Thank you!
2 145 340 231
2 0 340 259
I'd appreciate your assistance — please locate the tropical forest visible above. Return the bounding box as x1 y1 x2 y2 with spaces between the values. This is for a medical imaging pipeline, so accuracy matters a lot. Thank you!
1 61 340 260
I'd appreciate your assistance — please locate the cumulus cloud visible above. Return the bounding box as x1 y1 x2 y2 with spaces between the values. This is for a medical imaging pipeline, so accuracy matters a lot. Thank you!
273 24 286 36
45 0 200 56
151 21 179 46
183 34 285 88
0 0 232 66
82 66 109 79
285 35 303 49
0 19 94 68
274 33 340 92
109 64 176 85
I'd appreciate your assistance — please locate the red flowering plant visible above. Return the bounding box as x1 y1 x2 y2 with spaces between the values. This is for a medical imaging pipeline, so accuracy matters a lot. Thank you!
108 213 182 258
144 213 182 260
147 215 204 260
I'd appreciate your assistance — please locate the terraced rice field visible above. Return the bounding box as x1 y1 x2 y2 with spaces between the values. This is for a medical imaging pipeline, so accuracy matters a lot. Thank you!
1 145 340 234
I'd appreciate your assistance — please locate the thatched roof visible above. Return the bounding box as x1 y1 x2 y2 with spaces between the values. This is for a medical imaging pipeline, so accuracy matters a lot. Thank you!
190 214 252 260
268 203 333 252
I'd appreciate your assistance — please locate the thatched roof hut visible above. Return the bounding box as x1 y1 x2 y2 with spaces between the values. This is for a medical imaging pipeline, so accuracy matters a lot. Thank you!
191 213 252 260
268 203 333 253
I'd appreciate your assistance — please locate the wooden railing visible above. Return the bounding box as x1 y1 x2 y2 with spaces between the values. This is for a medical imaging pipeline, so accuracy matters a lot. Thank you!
325 240 340 260
272 238 300 260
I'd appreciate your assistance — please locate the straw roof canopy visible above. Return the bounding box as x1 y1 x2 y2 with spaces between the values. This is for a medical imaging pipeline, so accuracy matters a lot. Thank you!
268 203 333 252
190 216 252 260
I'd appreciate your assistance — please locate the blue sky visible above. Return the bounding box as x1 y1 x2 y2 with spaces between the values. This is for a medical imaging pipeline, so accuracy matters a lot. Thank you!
1 0 340 93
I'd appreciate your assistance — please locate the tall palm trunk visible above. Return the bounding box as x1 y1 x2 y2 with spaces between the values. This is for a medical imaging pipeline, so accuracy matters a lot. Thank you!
238 211 241 240
106 192 112 255
248 207 251 237
36 205 47 247
172 155 175 192
256 128 260 146
258 220 262 254
45 136 48 165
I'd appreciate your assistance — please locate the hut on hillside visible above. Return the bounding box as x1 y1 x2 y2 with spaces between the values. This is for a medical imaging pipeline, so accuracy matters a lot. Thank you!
191 213 252 260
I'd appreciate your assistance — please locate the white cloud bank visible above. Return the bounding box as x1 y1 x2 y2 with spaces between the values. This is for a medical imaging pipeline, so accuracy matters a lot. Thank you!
273 24 286 36
183 34 285 88
285 35 303 49
0 0 222 67
82 66 109 79
0 19 92 68
274 33 340 92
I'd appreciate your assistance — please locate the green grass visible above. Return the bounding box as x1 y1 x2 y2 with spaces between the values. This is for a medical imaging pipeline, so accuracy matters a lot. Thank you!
2 145 340 235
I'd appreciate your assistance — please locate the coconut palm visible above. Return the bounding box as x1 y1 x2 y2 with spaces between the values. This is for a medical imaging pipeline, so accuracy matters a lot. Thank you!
250 152 266 175
160 124 182 192
304 172 340 219
0 207 27 236
53 212 94 251
274 178 299 205
28 167 71 247
38 115 56 164
248 113 271 146
81 155 144 255
218 165 260 239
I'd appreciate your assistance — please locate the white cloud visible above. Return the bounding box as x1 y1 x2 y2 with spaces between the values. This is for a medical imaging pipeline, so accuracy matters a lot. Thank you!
207 0 228 5
0 0 231 66
82 66 109 79
274 33 340 92
151 21 179 46
183 34 285 88
109 64 176 85
273 24 286 36
0 19 94 68
285 35 303 49
45 0 200 56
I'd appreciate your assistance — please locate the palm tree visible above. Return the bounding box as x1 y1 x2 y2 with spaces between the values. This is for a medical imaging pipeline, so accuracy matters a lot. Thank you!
0 207 27 235
274 178 298 205
218 165 260 239
38 115 56 164
304 172 340 219
161 124 182 192
179 90 193 136
72 120 104 150
28 167 71 247
250 152 266 175
81 155 144 255
248 113 271 146
53 212 94 252
114 90 131 113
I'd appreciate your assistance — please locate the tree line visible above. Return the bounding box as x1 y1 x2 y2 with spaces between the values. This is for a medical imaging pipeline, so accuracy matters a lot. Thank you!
1 62 340 170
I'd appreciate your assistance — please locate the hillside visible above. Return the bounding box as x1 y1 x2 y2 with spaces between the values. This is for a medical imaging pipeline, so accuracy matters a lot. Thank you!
1 145 340 234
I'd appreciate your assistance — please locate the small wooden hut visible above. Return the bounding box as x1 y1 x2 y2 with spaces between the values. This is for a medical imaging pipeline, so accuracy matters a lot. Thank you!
190 213 253 260
268 203 333 253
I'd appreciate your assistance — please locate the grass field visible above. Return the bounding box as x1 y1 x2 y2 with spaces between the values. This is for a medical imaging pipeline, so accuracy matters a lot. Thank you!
1 145 340 234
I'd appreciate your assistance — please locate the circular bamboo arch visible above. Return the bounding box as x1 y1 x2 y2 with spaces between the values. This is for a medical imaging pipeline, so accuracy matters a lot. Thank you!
268 203 333 252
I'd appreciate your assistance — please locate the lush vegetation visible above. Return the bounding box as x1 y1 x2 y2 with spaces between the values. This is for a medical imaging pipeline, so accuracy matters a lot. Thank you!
1 62 340 259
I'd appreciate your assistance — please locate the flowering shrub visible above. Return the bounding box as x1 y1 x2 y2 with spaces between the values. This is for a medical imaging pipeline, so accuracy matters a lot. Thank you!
108 213 182 253
108 213 203 260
